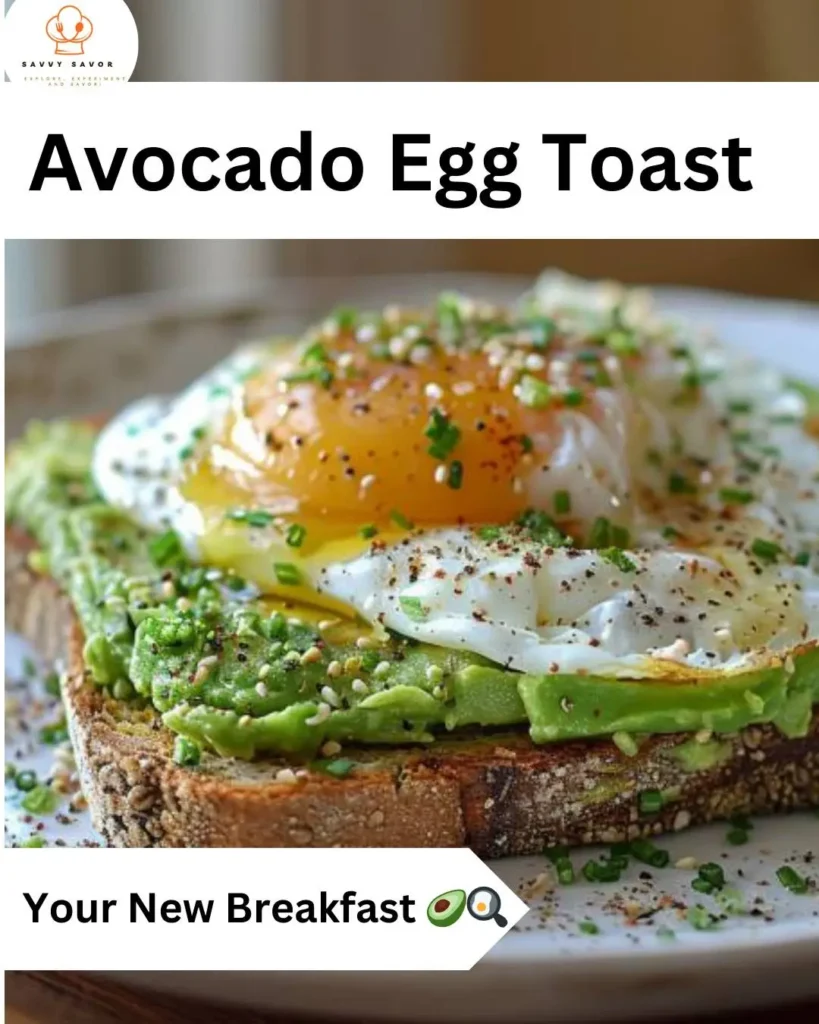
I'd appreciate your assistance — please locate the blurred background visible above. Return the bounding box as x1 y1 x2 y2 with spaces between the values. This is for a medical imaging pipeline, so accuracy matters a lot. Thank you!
6 0 819 338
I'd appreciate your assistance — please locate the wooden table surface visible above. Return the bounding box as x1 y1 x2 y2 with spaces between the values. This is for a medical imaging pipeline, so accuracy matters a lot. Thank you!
6 972 819 1024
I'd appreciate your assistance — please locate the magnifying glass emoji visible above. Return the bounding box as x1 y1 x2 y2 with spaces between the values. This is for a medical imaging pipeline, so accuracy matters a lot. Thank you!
466 886 508 927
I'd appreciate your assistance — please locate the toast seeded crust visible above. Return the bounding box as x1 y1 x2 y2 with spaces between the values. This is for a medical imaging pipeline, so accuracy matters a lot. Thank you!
7 527 819 852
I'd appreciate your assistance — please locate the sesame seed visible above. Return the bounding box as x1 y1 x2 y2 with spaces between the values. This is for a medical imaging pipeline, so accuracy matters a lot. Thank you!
275 768 298 783
373 661 391 679
351 678 369 694
409 344 432 365
337 352 354 368
356 636 376 650
193 655 218 685
356 324 376 343
388 337 409 360
359 474 377 492
321 740 342 756
300 646 323 665
255 682 269 697
498 365 519 389
305 702 331 726
238 715 253 728
326 660 342 678
176 597 192 612
425 382 444 401
282 650 301 667
321 685 341 707
525 353 546 371
452 381 475 396
258 663 271 679
675 856 699 870
434 465 448 484
512 476 524 494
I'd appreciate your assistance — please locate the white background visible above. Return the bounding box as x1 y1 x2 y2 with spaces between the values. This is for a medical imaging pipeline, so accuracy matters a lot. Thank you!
3 848 528 970
2 81 818 238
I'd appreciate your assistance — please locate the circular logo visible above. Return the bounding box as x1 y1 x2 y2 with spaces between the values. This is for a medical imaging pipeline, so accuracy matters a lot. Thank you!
4 0 138 85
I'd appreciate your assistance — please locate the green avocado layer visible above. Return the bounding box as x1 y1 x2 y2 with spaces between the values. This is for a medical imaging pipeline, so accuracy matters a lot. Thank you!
7 421 819 761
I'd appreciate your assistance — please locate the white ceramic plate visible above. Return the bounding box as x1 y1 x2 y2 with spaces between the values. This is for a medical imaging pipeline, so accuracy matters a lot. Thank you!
5 278 819 1021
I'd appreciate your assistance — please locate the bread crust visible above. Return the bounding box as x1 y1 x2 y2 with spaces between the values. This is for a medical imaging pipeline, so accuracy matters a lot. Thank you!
6 528 819 852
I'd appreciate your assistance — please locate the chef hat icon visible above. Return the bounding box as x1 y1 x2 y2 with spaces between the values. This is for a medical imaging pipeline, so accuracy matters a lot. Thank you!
46 5 94 55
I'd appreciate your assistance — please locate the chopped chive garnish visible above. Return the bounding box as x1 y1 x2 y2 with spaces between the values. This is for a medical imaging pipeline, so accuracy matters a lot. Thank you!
179 445 195 460
527 315 557 350
519 434 534 454
698 862 726 890
478 525 501 542
318 758 356 778
589 517 612 548
285 523 307 548
751 538 782 563
148 529 185 568
554 490 571 516
545 845 569 863
173 735 202 767
273 562 302 586
629 838 670 868
692 877 714 895
332 306 358 330
21 785 60 816
517 374 552 409
599 547 637 573
639 789 664 815
424 408 461 461
582 859 623 883
390 509 414 530
399 595 427 621
719 488 754 505
728 399 753 414
606 330 639 355
227 509 275 528
20 835 47 848
448 460 464 490
795 551 811 567
776 865 809 894
662 525 681 540
562 387 585 407
516 508 571 547
578 920 600 935
668 471 697 495
556 859 575 886
359 524 379 540
283 366 334 389
687 905 718 931
726 828 749 846
15 770 38 792
301 340 329 364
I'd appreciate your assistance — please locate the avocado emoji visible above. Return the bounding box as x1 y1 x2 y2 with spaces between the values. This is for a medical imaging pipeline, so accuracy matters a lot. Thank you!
427 889 467 927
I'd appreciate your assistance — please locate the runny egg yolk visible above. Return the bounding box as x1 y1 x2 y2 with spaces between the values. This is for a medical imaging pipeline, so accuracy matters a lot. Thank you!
181 337 613 542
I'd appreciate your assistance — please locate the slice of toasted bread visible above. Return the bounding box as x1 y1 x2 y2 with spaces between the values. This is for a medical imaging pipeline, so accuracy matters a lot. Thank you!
6 527 819 852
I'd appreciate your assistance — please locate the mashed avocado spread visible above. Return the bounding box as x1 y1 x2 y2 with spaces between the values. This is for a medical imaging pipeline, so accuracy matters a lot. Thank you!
7 421 819 763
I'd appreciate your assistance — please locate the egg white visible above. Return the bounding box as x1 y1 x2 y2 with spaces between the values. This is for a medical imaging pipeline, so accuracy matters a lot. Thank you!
91 277 819 679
